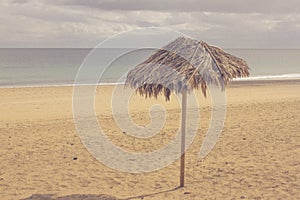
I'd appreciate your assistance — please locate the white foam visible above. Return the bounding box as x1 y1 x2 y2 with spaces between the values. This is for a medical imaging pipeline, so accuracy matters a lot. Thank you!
233 73 300 81
0 82 126 89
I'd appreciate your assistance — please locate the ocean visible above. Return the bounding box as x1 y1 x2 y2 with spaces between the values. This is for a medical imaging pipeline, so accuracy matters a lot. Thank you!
0 48 299 87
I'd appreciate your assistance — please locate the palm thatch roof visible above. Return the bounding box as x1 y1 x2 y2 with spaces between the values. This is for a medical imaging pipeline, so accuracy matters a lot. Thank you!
126 36 250 101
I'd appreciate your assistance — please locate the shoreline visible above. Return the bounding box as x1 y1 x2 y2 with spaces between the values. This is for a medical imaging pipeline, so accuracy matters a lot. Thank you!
1 77 300 89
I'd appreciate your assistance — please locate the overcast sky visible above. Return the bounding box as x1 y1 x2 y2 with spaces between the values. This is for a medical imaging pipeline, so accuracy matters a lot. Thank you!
1 0 299 48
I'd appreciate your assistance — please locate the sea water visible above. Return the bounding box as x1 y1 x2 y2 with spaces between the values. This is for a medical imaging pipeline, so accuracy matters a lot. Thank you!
0 48 299 87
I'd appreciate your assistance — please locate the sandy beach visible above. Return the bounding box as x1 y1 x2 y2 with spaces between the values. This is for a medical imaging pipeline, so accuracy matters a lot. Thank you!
0 80 299 199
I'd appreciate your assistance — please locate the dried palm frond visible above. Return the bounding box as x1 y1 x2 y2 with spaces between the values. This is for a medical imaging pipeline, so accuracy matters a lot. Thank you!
126 36 250 101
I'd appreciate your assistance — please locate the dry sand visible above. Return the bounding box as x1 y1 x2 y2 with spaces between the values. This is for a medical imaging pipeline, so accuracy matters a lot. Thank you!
0 80 299 199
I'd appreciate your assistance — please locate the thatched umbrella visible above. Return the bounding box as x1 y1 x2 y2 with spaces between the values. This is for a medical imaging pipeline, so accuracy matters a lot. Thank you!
126 36 250 187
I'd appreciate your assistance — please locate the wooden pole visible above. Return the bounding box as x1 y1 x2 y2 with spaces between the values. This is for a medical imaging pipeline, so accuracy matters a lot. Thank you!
180 90 187 187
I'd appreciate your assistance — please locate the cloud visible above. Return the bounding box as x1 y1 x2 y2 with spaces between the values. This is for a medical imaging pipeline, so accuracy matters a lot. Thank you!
0 0 299 48
49 0 300 14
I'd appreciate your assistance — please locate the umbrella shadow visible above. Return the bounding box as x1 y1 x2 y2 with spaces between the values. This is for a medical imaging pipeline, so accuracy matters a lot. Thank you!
21 194 117 200
120 186 182 200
